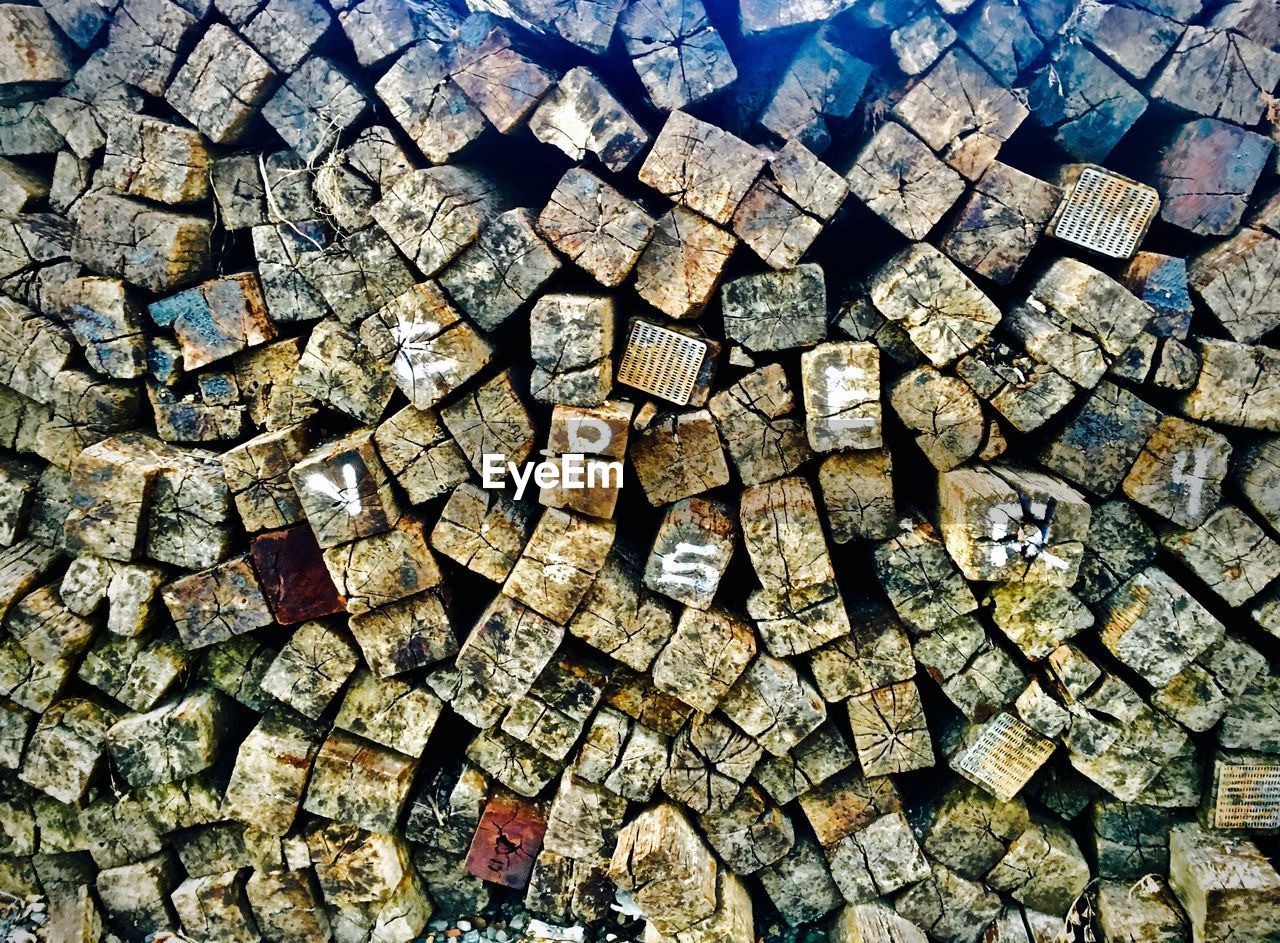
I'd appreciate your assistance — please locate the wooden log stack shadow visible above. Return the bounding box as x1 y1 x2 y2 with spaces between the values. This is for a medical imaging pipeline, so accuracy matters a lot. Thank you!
1 0 1280 941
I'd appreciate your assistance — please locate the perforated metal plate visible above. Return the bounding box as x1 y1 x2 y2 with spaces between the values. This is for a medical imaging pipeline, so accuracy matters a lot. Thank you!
617 320 709 405
954 713 1056 802
1049 166 1159 260
1215 763 1280 829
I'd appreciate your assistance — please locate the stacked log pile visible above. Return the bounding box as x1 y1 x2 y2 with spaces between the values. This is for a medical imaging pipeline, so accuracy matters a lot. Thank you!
0 0 1279 941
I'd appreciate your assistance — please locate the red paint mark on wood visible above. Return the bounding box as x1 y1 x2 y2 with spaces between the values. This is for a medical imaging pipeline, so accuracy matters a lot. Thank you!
464 790 548 890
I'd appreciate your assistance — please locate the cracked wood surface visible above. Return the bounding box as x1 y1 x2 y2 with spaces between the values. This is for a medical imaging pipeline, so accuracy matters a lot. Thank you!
5 2 1280 940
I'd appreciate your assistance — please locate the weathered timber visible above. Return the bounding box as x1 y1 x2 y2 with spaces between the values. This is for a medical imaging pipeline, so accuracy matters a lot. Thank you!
97 0 196 97
758 26 870 156
894 864 1002 943
312 125 414 232
251 523 347 625
163 555 275 649
155 44 267 151
529 66 648 172
807 603 914 705
651 606 756 714
721 263 827 354
349 588 458 678
1155 119 1273 238
825 808 930 900
431 482 533 582
721 654 825 757
222 711 320 834
149 273 275 371
740 476 850 656
1098 566 1225 688
77 629 190 712
630 409 731 506
941 163 1060 285
732 140 849 270
1151 26 1280 126
1188 229 1280 344
1121 416 1231 528
171 870 259 943
303 730 418 832
448 13 554 135
106 687 229 789
465 726 560 798
101 113 210 206
529 293 615 406
260 620 359 719
642 496 735 610
609 802 718 934
846 681 934 776
329 0 461 67
662 712 762 815
322 515 442 615
845 122 965 240
1008 258 1153 390
870 243 1000 368
434 593 564 728
634 208 737 321
818 448 896 542
889 367 985 472
18 698 115 804
71 192 211 293
441 370 538 473
375 406 470 506
371 166 505 280
216 0 331 73
801 341 881 453
698 784 794 875
222 424 311 533
894 50 1027 181
832 903 930 943
440 208 560 333
1160 505 1280 607
8 583 95 666
640 111 766 226
757 836 843 927
875 517 979 633
570 552 677 673
1182 339 1280 431
618 0 737 113
261 55 370 164
502 653 608 762
537 168 655 288
57 276 147 381
1097 880 1189 943
95 853 180 939
502 507 614 624
0 5 70 103
573 706 668 802
360 282 492 412
709 363 812 486
891 6 957 72
291 428 404 548
1168 824 1280 943
464 788 547 888
1026 44 1147 163
197 636 274 712
938 464 1091 585
1038 381 1160 498
985 818 1090 915
988 583 1093 661
752 721 855 803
